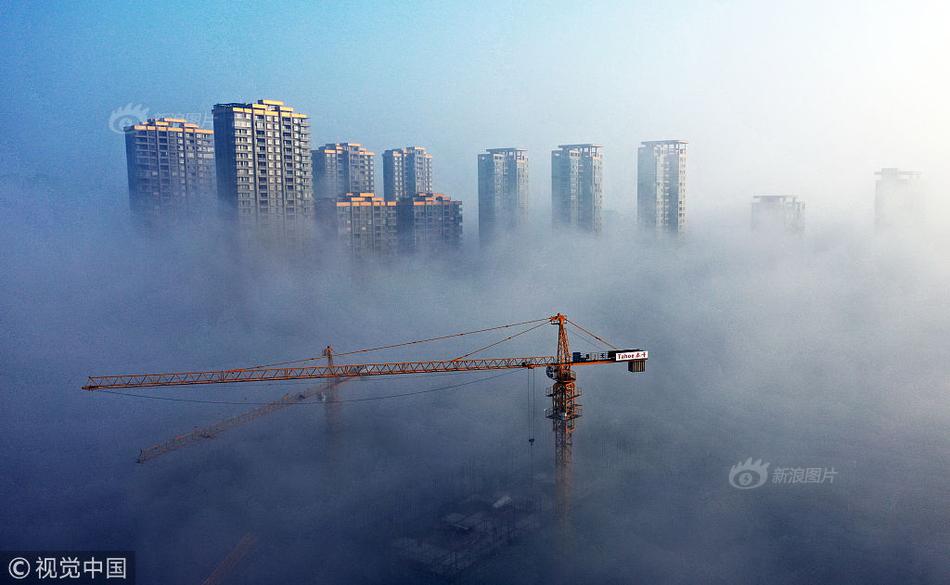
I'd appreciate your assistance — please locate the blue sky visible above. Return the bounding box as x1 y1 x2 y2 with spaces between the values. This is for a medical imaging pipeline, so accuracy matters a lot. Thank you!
1 0 947 221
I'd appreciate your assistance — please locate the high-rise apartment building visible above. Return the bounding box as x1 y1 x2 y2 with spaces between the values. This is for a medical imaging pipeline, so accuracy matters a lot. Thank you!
312 143 375 199
383 146 433 201
551 144 604 233
875 168 921 231
124 117 215 225
212 99 312 236
318 192 398 256
637 140 688 233
398 193 462 252
751 195 805 234
477 147 529 243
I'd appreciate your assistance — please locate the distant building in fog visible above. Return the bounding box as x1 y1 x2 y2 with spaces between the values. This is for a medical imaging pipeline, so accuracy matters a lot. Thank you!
318 192 397 256
875 168 921 231
551 143 604 233
312 143 375 199
477 147 529 244
212 99 312 237
637 140 687 234
398 193 462 252
751 195 805 235
383 146 433 201
124 117 215 225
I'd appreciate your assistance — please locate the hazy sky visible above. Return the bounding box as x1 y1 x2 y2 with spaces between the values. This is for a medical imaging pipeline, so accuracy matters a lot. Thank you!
1 0 948 221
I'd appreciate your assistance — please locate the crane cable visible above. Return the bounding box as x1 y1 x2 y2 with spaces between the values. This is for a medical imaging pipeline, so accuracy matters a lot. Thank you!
450 320 550 361
565 318 619 350
247 318 550 369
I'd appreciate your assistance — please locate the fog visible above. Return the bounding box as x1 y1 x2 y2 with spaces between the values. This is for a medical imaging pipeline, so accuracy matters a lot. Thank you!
3 1 950 582
1 174 948 584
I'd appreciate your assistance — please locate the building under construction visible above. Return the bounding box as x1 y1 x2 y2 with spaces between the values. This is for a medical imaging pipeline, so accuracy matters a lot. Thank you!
392 490 549 578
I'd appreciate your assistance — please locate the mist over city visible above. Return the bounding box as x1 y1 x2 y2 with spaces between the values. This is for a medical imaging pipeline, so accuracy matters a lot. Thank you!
1 2 949 584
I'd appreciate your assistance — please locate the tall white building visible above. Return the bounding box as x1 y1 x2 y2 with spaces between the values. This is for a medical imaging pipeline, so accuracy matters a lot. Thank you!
212 99 312 237
383 146 433 201
875 168 921 231
637 140 687 233
312 143 375 200
551 143 604 233
477 147 529 244
124 117 215 226
751 195 805 235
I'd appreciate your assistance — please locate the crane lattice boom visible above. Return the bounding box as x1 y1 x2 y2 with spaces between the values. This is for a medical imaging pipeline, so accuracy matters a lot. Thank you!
83 354 646 391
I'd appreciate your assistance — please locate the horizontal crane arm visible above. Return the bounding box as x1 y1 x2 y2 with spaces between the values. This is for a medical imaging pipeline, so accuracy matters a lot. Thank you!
84 356 559 390
82 353 647 391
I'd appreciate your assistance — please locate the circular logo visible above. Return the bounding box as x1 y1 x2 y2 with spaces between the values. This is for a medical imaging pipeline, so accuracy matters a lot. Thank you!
728 458 770 489
8 557 30 579
108 103 149 134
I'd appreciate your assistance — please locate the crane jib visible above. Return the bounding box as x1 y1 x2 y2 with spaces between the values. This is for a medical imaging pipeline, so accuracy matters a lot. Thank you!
82 352 648 390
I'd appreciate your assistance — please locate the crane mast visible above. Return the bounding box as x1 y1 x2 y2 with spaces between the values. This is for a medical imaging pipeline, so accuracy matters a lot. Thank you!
547 314 578 526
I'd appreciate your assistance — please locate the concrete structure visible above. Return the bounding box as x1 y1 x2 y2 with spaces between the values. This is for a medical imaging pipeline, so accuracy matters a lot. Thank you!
551 144 604 233
212 99 312 236
318 192 397 256
398 193 462 252
638 140 688 233
477 148 529 244
312 143 375 199
875 168 921 231
124 117 215 225
383 146 433 201
751 195 805 234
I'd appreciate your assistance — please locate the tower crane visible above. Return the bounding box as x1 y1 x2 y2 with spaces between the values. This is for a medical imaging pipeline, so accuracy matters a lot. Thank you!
84 313 648 524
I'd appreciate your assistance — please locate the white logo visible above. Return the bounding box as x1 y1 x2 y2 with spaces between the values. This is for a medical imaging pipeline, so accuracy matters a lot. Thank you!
108 103 149 133
729 458 770 489
7 557 30 579
615 351 648 361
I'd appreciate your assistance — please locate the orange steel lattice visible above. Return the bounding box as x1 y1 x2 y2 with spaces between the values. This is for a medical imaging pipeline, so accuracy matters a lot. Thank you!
85 314 647 528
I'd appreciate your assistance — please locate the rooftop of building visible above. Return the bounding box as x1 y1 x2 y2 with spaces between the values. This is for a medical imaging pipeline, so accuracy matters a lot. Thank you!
314 142 374 154
384 146 430 154
640 139 688 145
410 193 460 204
753 195 800 202
484 147 527 153
556 143 603 149
335 192 395 206
213 99 307 118
124 117 212 134
876 168 920 177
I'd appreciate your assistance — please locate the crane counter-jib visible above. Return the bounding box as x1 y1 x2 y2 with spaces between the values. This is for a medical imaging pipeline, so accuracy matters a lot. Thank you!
81 351 648 391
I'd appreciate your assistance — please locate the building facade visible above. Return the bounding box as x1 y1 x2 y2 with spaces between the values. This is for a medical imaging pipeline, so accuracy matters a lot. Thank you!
383 146 433 201
319 192 398 256
751 195 805 234
312 143 375 200
551 144 604 233
875 168 921 231
477 147 529 244
637 140 688 233
124 117 215 225
398 193 462 252
212 99 312 236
